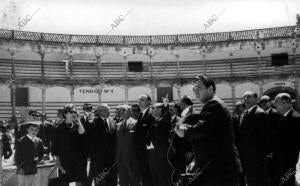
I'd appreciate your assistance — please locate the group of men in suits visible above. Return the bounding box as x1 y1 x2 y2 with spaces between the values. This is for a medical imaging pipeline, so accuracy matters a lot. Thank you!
233 91 300 186
13 74 299 186
70 93 198 186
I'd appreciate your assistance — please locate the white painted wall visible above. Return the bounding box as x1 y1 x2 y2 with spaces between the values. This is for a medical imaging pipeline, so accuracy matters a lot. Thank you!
128 86 151 101
216 84 231 98
45 87 71 102
28 86 42 102
235 83 260 98
0 84 10 101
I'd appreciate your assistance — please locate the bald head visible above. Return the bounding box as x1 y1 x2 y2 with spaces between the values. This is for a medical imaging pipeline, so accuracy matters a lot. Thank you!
138 94 151 111
243 91 258 109
258 95 271 111
274 93 292 115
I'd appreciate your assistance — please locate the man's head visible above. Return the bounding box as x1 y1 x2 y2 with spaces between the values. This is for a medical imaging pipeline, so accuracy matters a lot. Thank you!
83 103 93 115
151 103 164 119
131 104 141 120
62 104 78 122
115 105 123 119
28 110 40 121
26 123 40 137
119 105 131 120
57 109 63 120
258 95 271 111
242 91 258 109
193 75 216 103
169 103 182 116
274 93 292 115
95 104 110 119
138 94 151 110
179 96 193 111
234 101 246 115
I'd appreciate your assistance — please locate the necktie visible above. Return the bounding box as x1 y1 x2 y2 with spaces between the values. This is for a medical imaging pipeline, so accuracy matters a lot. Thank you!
240 111 248 127
121 120 126 135
104 118 109 133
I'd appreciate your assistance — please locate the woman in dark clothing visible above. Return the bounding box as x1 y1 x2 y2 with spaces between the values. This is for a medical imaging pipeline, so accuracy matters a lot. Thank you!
1 124 13 160
147 103 172 186
52 104 86 186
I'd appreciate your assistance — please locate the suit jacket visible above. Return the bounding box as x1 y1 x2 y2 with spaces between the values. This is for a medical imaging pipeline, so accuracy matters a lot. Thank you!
170 115 193 173
116 117 137 162
272 109 300 177
134 108 155 150
266 108 281 134
239 105 271 165
2 133 13 159
80 116 93 158
37 122 54 155
147 110 172 157
15 135 44 175
232 114 241 146
90 116 117 173
184 97 242 179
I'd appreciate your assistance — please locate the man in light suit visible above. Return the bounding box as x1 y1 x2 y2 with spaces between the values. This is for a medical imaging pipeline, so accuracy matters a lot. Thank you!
116 105 140 186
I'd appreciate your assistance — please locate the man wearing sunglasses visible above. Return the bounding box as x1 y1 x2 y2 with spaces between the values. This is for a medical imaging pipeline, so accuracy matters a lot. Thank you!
175 75 242 186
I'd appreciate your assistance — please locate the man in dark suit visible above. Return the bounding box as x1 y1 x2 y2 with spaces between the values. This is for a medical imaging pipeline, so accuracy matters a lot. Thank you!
232 101 246 144
90 104 117 186
175 75 242 186
131 104 141 120
239 91 271 186
80 103 94 186
169 102 193 185
116 105 140 186
134 94 154 186
270 93 300 186
38 113 54 159
259 95 281 134
232 101 246 186
15 122 44 186
147 103 172 186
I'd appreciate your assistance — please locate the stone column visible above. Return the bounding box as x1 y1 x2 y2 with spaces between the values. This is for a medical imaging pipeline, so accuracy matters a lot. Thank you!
231 82 236 110
125 85 129 104
10 49 17 123
42 85 46 114
176 84 181 101
71 86 74 104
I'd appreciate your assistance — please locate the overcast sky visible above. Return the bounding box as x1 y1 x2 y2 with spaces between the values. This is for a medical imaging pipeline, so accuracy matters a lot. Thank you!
0 0 299 35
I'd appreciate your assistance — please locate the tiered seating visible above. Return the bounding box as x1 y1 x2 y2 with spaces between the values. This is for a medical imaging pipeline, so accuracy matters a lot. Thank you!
44 61 67 79
206 59 231 77
179 60 204 78
260 56 275 75
296 54 300 72
72 62 98 80
232 57 258 76
0 102 11 121
152 61 177 79
45 102 70 120
100 62 124 80
14 60 42 79
0 59 12 78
